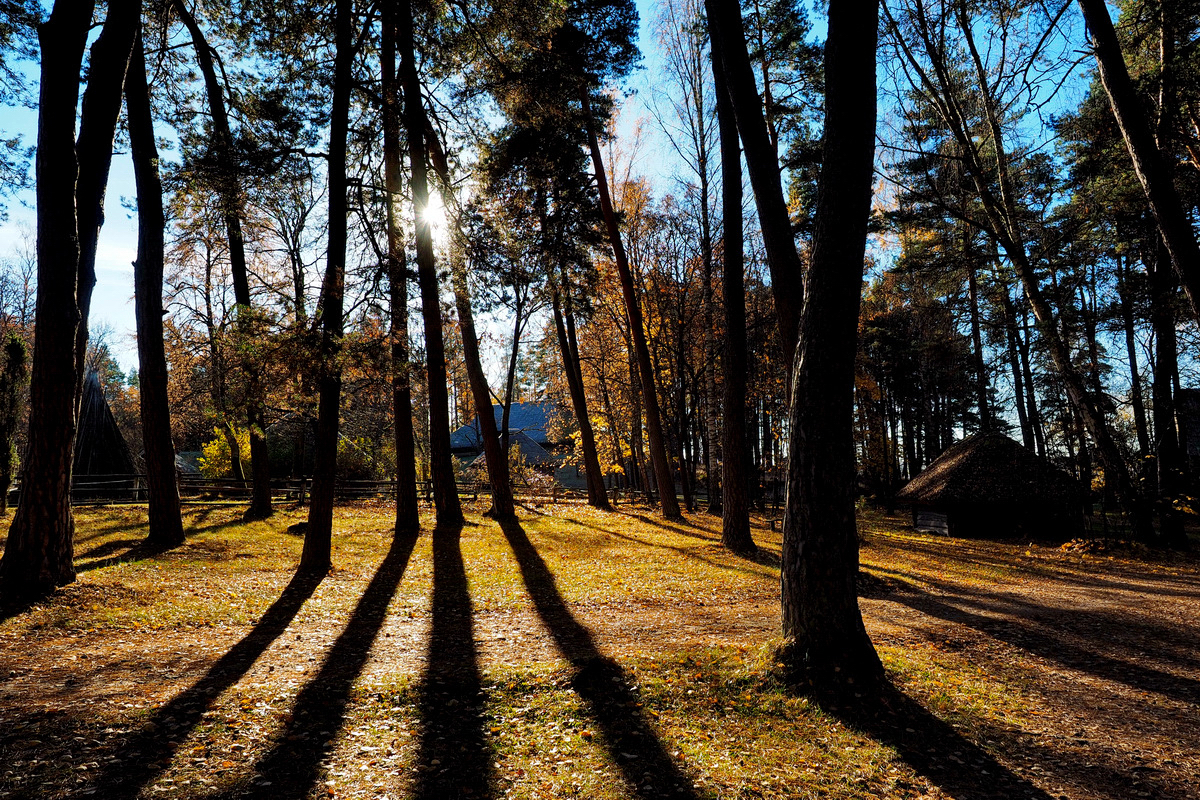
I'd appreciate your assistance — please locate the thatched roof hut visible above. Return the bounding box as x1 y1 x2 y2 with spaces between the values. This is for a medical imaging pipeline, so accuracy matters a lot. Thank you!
73 370 136 476
896 433 1082 540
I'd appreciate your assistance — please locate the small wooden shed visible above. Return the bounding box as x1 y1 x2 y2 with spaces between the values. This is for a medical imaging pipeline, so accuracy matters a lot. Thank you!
896 433 1082 540
73 370 136 476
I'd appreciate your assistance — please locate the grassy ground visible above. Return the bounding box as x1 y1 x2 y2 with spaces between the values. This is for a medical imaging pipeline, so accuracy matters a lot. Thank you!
1 500 1197 799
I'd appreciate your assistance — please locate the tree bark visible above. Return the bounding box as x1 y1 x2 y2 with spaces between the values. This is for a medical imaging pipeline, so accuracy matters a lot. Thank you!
583 91 681 520
627 347 649 497
550 281 611 509
0 1 97 605
0 337 27 517
422 131 518 519
1077 0 1200 321
1017 307 1046 456
300 0 352 574
1150 243 1187 547
400 0 462 528
1116 256 1150 460
705 0 802 360
75 0 139 407
966 258 992 430
128 29 185 549
1001 287 1033 450
501 301 523 454
447 229 516 520
711 43 754 554
382 0 420 537
777 0 884 686
558 284 611 502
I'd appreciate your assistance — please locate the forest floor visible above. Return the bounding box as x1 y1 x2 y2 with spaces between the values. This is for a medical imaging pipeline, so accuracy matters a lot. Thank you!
0 501 1197 800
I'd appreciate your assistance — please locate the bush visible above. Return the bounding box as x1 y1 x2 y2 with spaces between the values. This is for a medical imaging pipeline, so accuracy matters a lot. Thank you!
337 436 382 481
197 424 251 478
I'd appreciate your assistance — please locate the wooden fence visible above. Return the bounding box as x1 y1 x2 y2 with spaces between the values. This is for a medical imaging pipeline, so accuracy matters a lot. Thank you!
6 474 597 507
9 473 784 511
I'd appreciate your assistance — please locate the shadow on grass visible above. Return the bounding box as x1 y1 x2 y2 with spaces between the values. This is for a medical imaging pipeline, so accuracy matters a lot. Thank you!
76 536 146 560
618 511 711 540
410 523 493 799
967 715 1193 800
240 532 419 799
886 579 1200 707
563 514 777 579
866 530 1200 597
80 569 325 798
73 540 177 574
738 547 779 568
499 519 701 800
820 683 1055 800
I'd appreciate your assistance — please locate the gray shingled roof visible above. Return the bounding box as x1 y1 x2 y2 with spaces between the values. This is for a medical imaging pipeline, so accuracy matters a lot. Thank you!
896 433 1081 507
450 402 560 452
465 431 557 471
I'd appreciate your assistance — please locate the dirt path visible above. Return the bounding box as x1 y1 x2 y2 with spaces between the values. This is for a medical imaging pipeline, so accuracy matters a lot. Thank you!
1 511 1198 799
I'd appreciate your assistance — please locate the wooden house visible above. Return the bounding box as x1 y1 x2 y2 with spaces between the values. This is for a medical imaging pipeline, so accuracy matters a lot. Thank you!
896 433 1083 540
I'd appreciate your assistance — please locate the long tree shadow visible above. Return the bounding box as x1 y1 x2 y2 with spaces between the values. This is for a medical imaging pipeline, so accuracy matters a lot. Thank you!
80 569 325 798
820 683 1056 800
885 581 1200 706
73 512 255 575
967 715 1195 800
498 519 702 800
410 523 493 800
563 514 778 577
73 539 177 574
238 531 419 799
867 533 1200 597
883 567 1200 671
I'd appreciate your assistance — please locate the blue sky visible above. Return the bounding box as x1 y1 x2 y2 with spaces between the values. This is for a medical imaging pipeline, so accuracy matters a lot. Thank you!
1 94 142 371
0 1 683 375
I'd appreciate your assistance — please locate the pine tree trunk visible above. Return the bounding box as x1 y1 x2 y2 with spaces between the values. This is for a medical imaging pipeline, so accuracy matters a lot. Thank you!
778 0 883 686
0 2 96 605
422 135 518 519
300 0 352 574
1001 285 1034 449
628 349 650 499
713 38 753 553
175 0 272 519
1078 0 1200 320
550 284 611 509
448 232 516 520
966 260 991 430
583 92 681 520
0 338 27 518
74 0 138 409
1017 308 1046 456
399 0 462 528
705 0 801 359
696 145 721 516
501 306 522 454
674 336 694 513
559 276 611 507
382 0 420 537
1150 243 1187 547
1117 257 1151 459
128 29 185 549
